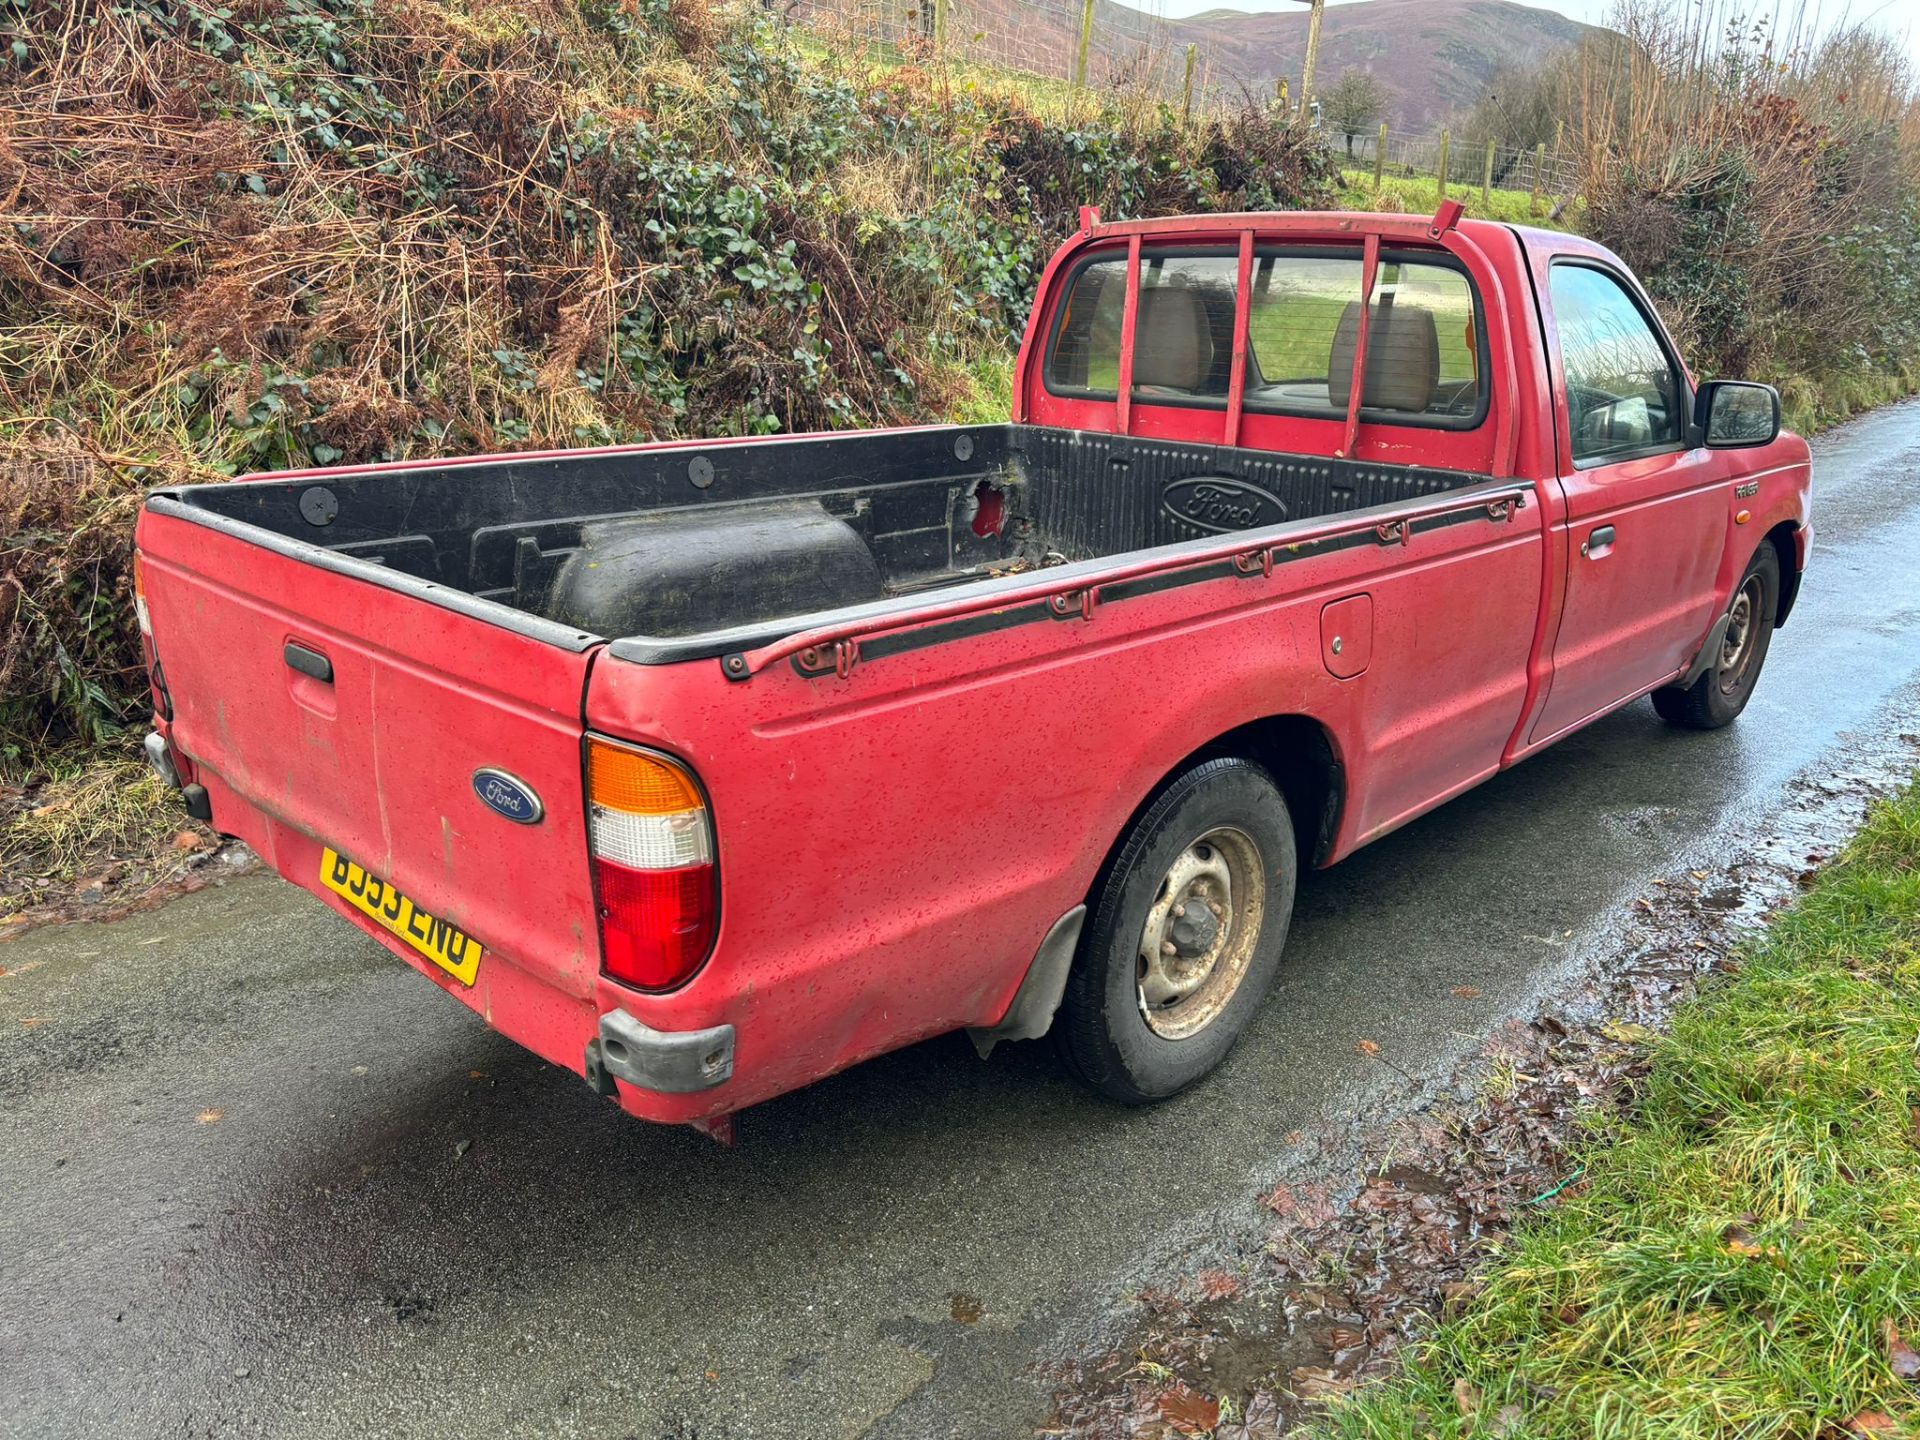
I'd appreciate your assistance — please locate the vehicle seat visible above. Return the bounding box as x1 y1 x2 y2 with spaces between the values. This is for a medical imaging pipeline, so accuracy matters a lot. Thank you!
1132 286 1215 396
1327 300 1439 413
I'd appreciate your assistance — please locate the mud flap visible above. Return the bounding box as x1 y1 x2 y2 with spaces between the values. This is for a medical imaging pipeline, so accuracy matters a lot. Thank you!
968 905 1087 1059
1679 612 1733 689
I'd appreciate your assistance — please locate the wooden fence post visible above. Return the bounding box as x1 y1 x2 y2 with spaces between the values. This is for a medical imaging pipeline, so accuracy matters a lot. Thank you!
1182 43 1196 128
1531 141 1545 208
1481 137 1495 207
1374 121 1387 189
1436 128 1450 198
1074 0 1095 88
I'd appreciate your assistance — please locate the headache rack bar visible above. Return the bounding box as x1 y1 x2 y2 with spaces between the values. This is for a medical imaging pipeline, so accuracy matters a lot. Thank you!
721 481 1533 682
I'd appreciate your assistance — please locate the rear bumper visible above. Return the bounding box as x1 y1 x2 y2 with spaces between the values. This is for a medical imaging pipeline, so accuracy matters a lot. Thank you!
178 751 746 1125
598 1010 735 1092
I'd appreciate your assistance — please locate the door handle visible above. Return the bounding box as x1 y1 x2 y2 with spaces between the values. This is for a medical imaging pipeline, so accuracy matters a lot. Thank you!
1581 525 1616 558
284 640 333 683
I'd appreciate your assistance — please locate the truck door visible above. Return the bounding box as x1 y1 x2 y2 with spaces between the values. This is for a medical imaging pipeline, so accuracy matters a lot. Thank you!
1529 258 1724 743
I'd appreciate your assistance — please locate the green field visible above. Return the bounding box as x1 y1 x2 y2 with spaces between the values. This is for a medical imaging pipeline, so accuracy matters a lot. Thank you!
1336 167 1584 231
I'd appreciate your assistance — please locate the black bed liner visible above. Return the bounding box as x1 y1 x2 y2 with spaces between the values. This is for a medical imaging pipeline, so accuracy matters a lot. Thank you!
150 423 1491 662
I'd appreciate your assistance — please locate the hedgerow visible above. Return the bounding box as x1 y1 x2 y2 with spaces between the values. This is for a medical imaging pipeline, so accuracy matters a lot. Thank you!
0 0 1334 758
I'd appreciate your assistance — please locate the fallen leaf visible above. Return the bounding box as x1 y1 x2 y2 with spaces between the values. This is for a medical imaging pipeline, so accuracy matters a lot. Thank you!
19 1016 50 1029
195 1108 223 1125
1156 1384 1221 1435
1451 985 1482 999
1454 1376 1481 1415
1355 1039 1382 1057
1491 1403 1525 1435
1848 1412 1899 1436
171 830 206 852
1196 1269 1241 1302
1289 1365 1357 1400
1601 1020 1658 1044
1885 1317 1920 1379
468 1070 487 1079
453 1138 472 1159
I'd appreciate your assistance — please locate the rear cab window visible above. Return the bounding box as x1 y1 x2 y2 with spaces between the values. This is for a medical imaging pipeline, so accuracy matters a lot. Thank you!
1044 245 1488 429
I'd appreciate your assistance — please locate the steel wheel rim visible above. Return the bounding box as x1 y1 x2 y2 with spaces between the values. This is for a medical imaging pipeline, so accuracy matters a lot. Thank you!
1136 825 1266 1040
1717 575 1763 694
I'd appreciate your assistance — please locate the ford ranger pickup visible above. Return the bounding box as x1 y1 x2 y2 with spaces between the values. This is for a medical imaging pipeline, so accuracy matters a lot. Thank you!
133 203 1812 1139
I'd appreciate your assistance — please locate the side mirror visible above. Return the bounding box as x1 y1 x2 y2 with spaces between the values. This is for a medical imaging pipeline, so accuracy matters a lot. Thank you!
1695 380 1780 448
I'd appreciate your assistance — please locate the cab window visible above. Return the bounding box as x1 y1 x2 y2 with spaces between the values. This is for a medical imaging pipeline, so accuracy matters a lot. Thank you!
1245 254 1482 425
1550 263 1687 465
1044 252 1239 402
1044 245 1485 428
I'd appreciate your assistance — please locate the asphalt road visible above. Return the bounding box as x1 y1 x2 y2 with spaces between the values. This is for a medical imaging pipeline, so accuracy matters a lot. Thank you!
8 401 1920 1440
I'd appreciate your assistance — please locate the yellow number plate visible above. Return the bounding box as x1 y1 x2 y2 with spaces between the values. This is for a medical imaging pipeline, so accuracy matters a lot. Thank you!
320 847 484 986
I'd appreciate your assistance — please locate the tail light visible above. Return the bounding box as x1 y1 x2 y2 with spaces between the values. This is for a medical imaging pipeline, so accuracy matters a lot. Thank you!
586 736 717 990
132 552 173 722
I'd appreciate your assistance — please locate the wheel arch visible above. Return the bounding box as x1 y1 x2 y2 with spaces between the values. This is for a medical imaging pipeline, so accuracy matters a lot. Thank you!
1091 715 1346 902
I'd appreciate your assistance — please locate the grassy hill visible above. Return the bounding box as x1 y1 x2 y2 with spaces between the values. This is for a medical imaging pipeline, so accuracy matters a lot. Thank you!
818 0 1600 130
1168 0 1597 129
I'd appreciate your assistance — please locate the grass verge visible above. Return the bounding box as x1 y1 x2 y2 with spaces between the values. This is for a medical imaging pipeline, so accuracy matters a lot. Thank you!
1 747 215 925
1323 782 1920 1439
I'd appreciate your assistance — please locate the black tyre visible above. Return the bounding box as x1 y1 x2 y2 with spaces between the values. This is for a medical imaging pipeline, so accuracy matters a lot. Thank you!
1652 544 1780 730
1058 757 1297 1105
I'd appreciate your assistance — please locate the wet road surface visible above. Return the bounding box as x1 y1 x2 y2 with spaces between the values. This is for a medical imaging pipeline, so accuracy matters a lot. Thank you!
7 401 1920 1440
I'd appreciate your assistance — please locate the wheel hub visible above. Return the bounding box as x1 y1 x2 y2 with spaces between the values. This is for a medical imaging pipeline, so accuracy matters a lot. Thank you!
1718 575 1763 693
1136 827 1267 1040
1167 897 1222 957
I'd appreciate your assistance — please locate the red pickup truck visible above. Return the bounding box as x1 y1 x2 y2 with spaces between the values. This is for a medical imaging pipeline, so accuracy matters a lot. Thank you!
134 205 1810 1138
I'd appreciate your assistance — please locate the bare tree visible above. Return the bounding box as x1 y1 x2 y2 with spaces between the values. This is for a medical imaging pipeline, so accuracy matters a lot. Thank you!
1322 68 1387 155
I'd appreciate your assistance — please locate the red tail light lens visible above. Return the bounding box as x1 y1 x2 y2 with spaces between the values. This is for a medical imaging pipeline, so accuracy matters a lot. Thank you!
593 861 716 990
586 737 717 991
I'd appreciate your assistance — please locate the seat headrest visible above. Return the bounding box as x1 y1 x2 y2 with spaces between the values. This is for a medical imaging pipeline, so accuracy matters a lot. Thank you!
1131 286 1215 393
1326 299 1440 413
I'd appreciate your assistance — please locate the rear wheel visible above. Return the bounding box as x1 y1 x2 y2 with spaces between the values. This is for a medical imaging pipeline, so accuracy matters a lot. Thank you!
1652 544 1780 730
1059 758 1296 1104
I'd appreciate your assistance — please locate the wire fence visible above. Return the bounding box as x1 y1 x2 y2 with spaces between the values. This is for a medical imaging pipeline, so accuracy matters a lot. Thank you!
778 0 1584 200
780 0 1253 106
1335 128 1583 199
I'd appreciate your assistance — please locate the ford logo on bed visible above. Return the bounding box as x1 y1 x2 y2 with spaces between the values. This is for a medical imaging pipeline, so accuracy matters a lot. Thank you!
1162 477 1288 534
472 769 544 825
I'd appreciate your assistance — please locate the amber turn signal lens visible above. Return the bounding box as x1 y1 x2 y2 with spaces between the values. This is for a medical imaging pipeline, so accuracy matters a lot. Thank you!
588 738 702 815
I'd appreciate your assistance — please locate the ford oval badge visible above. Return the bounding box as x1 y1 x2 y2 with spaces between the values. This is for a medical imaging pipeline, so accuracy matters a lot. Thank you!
1161 476 1288 534
473 769 543 825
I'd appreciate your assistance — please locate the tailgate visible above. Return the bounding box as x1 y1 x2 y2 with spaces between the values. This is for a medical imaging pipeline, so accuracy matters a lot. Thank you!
137 498 603 1000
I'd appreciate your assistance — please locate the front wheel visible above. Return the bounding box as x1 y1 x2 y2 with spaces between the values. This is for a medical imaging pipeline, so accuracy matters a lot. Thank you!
1652 544 1780 730
1058 758 1297 1105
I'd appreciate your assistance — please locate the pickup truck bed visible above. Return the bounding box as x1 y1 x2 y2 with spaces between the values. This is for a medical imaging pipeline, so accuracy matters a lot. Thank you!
155 425 1485 658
